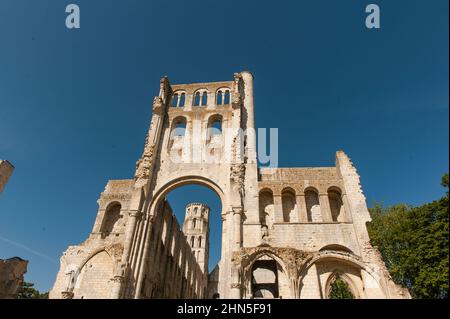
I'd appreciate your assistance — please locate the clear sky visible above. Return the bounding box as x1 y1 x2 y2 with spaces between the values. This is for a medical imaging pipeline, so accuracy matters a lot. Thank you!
0 0 448 292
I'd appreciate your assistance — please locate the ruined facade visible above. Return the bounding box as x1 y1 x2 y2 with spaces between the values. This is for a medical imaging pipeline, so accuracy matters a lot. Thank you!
0 160 14 194
0 257 28 299
50 72 410 299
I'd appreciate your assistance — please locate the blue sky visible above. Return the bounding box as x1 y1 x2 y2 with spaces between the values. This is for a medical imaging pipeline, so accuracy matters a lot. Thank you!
0 0 448 292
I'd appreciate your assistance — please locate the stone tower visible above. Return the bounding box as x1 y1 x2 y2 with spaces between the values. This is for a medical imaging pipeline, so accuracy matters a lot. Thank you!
183 203 210 274
50 71 410 299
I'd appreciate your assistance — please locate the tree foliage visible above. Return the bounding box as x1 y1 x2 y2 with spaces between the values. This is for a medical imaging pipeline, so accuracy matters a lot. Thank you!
17 281 49 299
368 174 449 299
328 276 354 299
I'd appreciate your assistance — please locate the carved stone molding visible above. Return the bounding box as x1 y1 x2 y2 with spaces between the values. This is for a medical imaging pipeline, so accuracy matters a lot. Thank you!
61 291 74 299
128 211 143 219
110 275 126 284
135 139 155 182
232 206 243 215
101 193 132 202
230 163 245 191
105 243 124 263
153 96 163 112
232 246 313 278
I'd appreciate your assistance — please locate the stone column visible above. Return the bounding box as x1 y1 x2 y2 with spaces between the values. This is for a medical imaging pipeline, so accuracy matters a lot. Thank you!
112 210 142 298
319 193 333 222
296 194 308 223
230 264 242 299
183 119 193 163
290 277 299 299
241 71 257 164
110 276 126 299
273 194 284 223
232 207 243 250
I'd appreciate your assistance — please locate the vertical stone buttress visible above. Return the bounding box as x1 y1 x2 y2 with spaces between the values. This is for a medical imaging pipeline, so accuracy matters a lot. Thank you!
125 77 172 298
336 151 410 298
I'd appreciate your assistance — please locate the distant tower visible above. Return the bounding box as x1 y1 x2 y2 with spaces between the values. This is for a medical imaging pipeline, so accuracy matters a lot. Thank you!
183 203 210 274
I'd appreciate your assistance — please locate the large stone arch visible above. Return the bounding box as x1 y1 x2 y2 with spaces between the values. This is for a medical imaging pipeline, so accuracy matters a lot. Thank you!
148 175 226 216
298 251 386 299
134 174 228 298
233 246 311 299
73 250 114 299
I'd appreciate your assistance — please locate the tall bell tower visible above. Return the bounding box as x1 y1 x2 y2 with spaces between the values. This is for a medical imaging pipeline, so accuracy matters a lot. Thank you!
183 203 210 274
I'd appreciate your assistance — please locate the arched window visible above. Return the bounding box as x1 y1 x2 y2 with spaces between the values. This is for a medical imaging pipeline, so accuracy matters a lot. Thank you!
216 91 223 105
198 236 202 248
161 218 168 245
179 93 186 107
328 189 344 222
192 218 197 229
210 119 222 135
259 190 274 229
171 93 179 107
251 258 279 298
101 203 122 235
224 90 230 104
190 236 195 247
305 189 321 222
207 115 223 138
201 91 208 106
193 92 201 106
281 189 296 222
172 118 187 137
216 89 230 106
327 274 355 299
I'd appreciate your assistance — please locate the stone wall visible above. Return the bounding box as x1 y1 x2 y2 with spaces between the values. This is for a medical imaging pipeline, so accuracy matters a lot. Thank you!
0 160 14 194
0 257 28 299
49 180 206 299
139 200 206 299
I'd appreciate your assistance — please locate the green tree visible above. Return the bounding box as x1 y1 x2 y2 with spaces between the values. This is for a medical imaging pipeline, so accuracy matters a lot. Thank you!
17 281 49 299
368 174 449 299
328 276 354 299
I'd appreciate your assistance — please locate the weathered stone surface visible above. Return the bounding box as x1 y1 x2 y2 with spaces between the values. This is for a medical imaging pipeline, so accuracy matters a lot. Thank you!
0 160 14 194
0 257 28 299
50 72 410 299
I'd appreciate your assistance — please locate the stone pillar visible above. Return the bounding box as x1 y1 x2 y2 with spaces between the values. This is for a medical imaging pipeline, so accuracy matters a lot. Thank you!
111 210 142 299
273 195 284 223
296 194 308 223
183 119 193 163
241 71 257 164
342 193 353 223
230 264 242 299
110 276 126 299
319 193 333 222
290 277 299 299
232 207 243 250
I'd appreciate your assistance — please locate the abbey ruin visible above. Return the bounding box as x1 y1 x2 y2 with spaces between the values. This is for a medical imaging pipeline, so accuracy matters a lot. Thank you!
49 72 410 299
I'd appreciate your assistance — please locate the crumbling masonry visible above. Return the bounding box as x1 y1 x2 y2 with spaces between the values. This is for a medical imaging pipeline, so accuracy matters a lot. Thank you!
50 72 410 299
